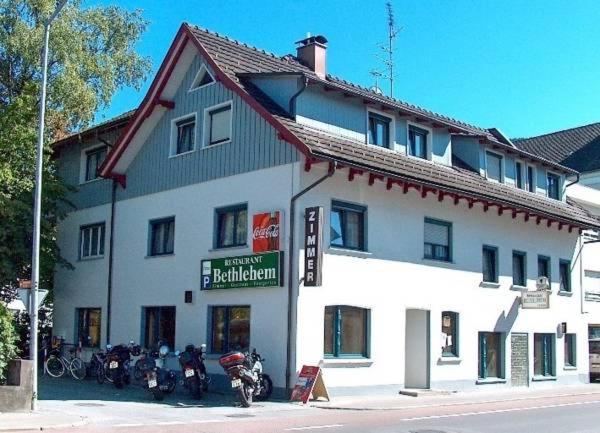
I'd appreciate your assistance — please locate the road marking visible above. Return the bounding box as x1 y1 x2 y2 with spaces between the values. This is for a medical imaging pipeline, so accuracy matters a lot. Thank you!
189 419 225 424
285 424 344 431
114 423 144 427
155 421 185 425
402 399 600 421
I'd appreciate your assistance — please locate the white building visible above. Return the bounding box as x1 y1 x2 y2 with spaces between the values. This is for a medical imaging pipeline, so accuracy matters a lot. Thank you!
52 24 600 395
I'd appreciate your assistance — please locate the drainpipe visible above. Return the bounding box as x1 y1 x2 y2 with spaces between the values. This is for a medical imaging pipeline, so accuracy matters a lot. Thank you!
285 163 336 393
106 180 117 345
566 173 580 188
289 76 309 117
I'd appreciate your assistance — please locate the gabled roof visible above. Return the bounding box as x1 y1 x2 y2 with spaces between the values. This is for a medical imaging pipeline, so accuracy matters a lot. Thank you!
514 122 600 173
99 23 597 229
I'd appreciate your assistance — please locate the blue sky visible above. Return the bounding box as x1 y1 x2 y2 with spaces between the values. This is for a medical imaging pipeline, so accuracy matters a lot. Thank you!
86 0 600 138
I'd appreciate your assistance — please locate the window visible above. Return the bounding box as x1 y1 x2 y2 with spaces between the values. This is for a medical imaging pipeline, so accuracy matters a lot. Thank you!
324 306 369 358
486 151 503 182
482 245 499 283
478 332 504 379
512 251 526 287
424 218 451 262
330 201 366 251
527 166 536 192
559 260 571 292
564 334 576 368
515 161 524 189
189 65 215 90
149 217 175 256
210 306 250 353
143 306 176 350
215 204 247 248
534 333 555 377
206 103 232 146
441 312 459 357
547 173 560 200
537 255 551 283
408 126 428 159
175 117 195 155
80 223 105 259
368 113 391 148
76 308 101 347
85 146 107 181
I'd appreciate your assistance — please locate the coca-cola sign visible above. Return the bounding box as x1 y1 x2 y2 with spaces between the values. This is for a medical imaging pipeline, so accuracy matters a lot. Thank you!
252 211 281 253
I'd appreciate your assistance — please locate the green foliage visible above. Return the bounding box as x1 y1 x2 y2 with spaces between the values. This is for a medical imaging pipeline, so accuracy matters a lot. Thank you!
0 0 151 301
0 303 19 381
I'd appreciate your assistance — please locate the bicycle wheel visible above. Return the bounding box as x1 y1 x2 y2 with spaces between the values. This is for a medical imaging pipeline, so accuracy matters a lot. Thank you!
45 355 65 378
70 358 86 380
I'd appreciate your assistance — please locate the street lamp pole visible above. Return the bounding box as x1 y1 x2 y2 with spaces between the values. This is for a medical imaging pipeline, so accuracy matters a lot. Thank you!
30 0 67 411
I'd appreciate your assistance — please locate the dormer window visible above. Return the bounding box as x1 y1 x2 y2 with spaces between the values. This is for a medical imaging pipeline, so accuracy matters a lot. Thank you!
368 112 391 148
547 172 560 200
527 165 536 192
515 161 525 189
485 151 503 183
408 126 428 159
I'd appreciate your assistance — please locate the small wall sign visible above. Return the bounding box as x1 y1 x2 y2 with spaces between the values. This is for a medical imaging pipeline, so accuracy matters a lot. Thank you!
304 206 323 287
252 211 282 253
521 291 550 309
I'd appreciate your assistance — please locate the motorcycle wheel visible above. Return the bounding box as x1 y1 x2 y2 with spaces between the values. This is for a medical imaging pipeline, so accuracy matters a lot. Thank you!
113 370 124 389
96 366 105 385
134 360 143 381
124 373 131 385
151 387 164 401
187 376 202 399
255 374 273 401
165 375 176 394
238 383 253 408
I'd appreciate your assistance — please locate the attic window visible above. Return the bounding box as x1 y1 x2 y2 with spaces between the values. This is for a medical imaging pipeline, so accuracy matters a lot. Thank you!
189 65 215 91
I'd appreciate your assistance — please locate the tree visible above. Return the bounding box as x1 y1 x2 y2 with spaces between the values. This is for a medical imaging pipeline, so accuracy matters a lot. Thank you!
0 0 151 302
0 303 18 381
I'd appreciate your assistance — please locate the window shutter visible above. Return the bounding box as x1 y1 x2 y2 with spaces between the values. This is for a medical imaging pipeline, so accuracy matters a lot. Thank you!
425 222 448 246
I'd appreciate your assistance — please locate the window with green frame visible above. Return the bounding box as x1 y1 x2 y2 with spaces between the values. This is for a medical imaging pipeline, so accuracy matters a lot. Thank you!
534 333 555 376
330 201 366 251
209 305 250 354
441 311 459 357
478 332 504 379
215 204 247 248
512 250 526 286
537 255 551 282
559 260 572 292
424 218 452 262
564 334 576 368
324 306 369 358
482 245 498 283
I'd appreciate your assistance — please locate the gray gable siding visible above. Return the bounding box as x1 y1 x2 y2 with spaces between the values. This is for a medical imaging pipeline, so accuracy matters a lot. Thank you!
56 132 120 210
118 54 299 201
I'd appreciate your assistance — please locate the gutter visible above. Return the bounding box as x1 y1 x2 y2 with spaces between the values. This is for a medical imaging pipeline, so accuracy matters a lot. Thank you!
285 163 336 393
566 173 580 188
106 180 118 345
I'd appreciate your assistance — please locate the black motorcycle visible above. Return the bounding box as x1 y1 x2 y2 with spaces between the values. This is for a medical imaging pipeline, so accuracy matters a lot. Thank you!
140 344 177 401
106 342 140 389
219 348 272 407
177 344 210 399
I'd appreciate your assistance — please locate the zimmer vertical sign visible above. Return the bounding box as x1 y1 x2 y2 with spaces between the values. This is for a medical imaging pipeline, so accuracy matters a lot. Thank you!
304 206 323 286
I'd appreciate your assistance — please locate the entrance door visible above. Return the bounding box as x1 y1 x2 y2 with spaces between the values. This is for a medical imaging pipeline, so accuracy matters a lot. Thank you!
404 309 430 389
511 333 529 386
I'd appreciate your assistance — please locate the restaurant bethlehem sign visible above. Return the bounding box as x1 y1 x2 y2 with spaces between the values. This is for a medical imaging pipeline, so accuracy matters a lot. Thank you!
201 252 283 290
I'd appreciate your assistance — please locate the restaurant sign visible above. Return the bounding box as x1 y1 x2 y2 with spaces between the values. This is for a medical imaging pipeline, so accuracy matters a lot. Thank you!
201 252 283 290
521 290 550 309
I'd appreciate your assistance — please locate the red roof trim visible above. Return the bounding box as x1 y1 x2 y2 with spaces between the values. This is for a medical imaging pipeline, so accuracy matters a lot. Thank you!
100 23 312 180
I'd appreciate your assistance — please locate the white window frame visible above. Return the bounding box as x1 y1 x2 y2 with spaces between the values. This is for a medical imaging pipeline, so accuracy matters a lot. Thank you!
79 144 108 184
169 113 197 157
366 107 395 150
546 170 562 201
406 120 433 161
79 222 105 260
526 164 537 193
203 100 233 148
188 64 215 92
485 150 505 183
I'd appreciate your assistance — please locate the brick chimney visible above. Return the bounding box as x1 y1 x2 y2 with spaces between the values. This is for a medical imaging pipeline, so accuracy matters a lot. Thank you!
295 35 328 79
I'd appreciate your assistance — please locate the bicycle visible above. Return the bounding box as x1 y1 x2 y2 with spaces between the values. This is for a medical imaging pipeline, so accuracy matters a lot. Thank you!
44 343 86 380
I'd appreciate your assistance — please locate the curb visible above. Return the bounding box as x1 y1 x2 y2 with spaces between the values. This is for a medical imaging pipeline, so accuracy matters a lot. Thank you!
312 390 600 411
0 417 88 432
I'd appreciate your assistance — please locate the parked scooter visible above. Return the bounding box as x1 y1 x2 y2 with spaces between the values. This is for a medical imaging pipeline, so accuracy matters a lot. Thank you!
140 344 177 401
219 348 272 407
106 341 140 389
177 344 210 399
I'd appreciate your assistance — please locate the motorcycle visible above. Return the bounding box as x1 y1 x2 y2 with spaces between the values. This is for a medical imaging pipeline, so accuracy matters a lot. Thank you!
140 344 177 401
218 348 272 407
177 344 210 399
106 341 140 389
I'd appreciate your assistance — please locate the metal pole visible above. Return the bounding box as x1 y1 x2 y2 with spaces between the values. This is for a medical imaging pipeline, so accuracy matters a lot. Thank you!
29 0 67 411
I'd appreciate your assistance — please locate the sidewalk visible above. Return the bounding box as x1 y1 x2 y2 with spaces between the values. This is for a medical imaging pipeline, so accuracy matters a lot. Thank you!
0 409 86 431
311 383 600 410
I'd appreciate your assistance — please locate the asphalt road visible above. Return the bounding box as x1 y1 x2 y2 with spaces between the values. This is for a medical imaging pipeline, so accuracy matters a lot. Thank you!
32 391 600 433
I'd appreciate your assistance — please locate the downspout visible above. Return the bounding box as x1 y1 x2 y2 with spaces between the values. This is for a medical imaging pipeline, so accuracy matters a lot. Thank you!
285 162 336 393
289 76 309 117
106 180 117 345
566 172 580 188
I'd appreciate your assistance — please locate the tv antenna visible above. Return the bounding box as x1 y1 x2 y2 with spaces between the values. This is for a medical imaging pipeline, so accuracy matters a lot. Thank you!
373 1 402 97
